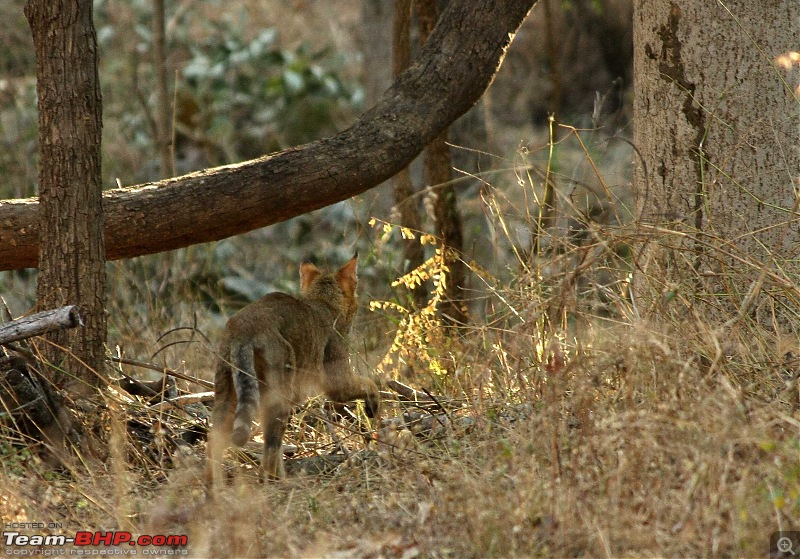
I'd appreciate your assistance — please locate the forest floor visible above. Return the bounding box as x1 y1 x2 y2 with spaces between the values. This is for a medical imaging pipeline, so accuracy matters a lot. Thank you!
2 308 797 558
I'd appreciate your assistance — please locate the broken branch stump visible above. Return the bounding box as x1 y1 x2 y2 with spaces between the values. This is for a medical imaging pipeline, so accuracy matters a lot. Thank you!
0 306 83 345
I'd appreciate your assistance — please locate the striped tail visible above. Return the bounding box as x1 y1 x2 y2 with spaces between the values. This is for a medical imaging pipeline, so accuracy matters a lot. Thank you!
230 341 259 447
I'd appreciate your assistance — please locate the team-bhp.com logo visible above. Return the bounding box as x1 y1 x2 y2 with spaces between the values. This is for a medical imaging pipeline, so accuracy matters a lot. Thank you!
3 529 188 555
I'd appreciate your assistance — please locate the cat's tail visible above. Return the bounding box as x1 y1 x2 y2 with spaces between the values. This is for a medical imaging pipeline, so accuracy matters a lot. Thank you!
230 340 259 447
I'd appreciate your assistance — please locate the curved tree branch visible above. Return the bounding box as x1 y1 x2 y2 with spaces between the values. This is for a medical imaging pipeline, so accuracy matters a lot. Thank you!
0 0 537 271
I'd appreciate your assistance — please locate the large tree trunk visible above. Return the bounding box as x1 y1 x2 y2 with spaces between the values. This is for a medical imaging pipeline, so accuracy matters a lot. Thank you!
0 0 538 272
392 0 427 309
633 0 800 326
25 0 106 393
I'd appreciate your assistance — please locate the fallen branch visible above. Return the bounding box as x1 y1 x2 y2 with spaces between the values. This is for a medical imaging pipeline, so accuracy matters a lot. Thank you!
0 306 83 345
386 379 434 401
117 373 177 401
110 356 214 389
381 411 475 438
148 391 214 411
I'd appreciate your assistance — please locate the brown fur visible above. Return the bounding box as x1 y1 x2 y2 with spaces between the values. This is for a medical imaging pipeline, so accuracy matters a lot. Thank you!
206 255 380 484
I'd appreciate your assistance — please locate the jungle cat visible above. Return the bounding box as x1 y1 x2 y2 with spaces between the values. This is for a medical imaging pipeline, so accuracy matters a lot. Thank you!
207 255 380 483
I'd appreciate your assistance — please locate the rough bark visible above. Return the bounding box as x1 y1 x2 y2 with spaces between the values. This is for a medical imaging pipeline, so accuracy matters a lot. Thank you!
633 0 800 324
417 0 468 325
0 0 538 271
25 0 107 391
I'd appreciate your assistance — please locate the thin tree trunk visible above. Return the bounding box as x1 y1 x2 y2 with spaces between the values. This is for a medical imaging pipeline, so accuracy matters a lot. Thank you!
360 1 393 109
25 0 106 393
393 0 426 308
416 0 468 325
153 0 174 178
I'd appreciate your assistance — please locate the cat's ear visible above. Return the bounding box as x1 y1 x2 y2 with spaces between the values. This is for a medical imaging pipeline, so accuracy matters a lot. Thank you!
300 261 321 292
336 254 358 292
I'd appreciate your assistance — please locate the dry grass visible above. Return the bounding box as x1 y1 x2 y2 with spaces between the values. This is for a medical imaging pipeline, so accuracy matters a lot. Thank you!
2 262 798 558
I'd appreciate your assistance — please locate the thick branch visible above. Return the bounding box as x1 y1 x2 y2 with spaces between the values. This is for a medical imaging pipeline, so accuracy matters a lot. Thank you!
0 0 536 271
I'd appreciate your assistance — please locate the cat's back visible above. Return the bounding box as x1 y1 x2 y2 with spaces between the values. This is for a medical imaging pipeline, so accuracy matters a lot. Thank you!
226 291 333 343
